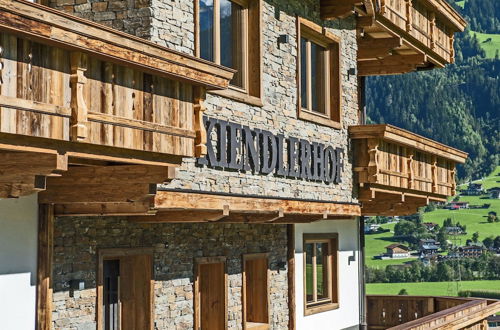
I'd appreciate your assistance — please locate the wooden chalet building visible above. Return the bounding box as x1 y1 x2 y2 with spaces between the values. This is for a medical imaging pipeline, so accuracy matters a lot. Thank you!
0 0 499 329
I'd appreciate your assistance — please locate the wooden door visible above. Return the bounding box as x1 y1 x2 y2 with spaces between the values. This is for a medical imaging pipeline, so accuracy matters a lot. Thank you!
244 257 269 329
198 262 226 330
119 254 152 330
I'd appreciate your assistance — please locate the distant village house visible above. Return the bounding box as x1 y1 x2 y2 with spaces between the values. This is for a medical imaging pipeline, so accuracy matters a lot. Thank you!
385 244 411 259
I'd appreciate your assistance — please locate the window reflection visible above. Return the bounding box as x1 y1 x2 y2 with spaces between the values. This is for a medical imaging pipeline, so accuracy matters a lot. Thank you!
200 0 214 62
220 0 244 87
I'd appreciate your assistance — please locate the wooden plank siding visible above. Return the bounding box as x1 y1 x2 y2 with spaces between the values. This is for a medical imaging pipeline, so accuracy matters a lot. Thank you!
349 124 467 216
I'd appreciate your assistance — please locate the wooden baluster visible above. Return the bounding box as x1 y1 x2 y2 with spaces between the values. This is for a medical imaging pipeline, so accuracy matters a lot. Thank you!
380 0 386 14
450 163 457 196
405 0 412 32
367 138 380 184
70 52 88 141
449 34 455 63
429 12 436 50
431 155 438 193
407 149 414 190
103 62 114 145
193 86 207 157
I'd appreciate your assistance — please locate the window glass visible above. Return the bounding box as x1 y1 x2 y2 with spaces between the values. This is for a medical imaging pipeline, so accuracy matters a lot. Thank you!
317 242 329 300
305 242 314 302
300 37 308 109
200 0 214 62
310 41 326 114
220 0 244 87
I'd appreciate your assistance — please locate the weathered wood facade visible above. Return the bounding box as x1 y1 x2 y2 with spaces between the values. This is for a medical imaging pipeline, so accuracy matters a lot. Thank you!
320 0 467 75
350 124 467 216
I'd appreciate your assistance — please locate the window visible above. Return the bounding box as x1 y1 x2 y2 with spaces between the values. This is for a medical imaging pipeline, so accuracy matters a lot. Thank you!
242 253 269 329
97 249 153 330
298 18 342 129
303 234 338 315
196 0 262 105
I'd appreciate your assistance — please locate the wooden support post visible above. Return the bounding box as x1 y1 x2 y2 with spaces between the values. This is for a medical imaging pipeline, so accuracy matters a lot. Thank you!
287 224 295 330
449 34 455 63
36 204 54 330
70 52 88 141
193 86 207 158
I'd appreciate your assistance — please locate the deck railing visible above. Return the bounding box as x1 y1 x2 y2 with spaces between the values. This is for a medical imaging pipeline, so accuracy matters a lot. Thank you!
367 295 500 330
349 125 467 215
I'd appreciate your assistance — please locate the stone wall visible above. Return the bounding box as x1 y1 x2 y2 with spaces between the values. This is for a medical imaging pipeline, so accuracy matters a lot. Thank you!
49 0 360 203
51 217 289 329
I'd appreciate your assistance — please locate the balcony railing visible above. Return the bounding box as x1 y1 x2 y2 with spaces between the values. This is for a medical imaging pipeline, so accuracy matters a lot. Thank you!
367 295 500 330
0 0 233 213
349 124 467 216
320 0 466 75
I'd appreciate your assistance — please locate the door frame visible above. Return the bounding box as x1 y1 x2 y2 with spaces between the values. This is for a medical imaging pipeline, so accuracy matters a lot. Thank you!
194 256 228 330
96 247 154 330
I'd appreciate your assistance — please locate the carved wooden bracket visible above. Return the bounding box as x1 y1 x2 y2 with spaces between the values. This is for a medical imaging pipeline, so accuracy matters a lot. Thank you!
70 52 89 141
193 86 207 158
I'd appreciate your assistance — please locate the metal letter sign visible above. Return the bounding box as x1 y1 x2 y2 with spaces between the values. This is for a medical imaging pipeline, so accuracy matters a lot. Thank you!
197 117 344 184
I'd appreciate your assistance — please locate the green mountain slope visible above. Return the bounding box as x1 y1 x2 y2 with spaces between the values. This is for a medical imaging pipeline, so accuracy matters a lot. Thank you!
366 0 500 181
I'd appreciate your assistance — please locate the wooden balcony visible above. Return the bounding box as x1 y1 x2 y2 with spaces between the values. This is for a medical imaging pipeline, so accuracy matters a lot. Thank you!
0 0 233 214
320 0 467 75
349 124 467 216
367 295 500 330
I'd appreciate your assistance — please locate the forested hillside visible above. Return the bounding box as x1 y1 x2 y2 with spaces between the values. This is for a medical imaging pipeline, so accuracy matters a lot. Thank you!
366 0 499 181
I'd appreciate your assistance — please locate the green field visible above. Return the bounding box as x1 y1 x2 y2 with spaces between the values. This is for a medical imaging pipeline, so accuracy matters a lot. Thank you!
365 166 500 268
470 31 500 59
367 280 500 296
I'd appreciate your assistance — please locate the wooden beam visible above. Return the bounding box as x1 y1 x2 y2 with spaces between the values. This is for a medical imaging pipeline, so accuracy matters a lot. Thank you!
358 64 416 76
39 183 156 204
36 204 54 330
153 191 361 217
54 199 156 216
320 0 361 19
358 37 403 50
43 165 174 186
132 209 230 223
358 54 427 67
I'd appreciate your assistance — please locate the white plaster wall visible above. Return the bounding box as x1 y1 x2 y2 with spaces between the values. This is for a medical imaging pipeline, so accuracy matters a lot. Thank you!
295 219 360 330
0 194 38 330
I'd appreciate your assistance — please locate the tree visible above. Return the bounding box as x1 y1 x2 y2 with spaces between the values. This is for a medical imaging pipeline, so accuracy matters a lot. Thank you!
437 228 449 250
483 236 494 248
494 236 500 249
472 232 480 243
398 289 409 295
394 220 417 237
436 263 453 281
443 218 453 228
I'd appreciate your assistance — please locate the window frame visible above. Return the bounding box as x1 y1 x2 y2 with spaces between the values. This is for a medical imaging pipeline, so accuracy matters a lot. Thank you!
303 233 339 316
96 247 154 330
297 18 342 129
195 0 263 106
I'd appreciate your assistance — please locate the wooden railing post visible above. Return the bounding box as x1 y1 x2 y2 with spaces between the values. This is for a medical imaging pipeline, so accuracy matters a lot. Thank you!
431 155 438 193
450 163 457 196
367 138 380 183
407 149 414 189
429 12 436 50
193 86 207 158
70 52 88 141
405 0 413 32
